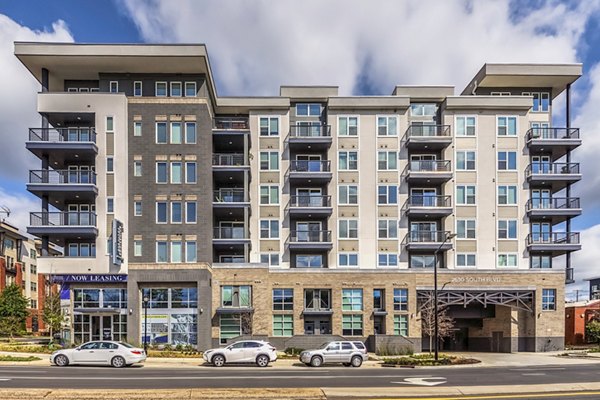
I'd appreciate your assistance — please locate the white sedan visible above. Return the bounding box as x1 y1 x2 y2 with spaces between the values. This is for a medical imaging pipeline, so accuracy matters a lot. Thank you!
203 340 277 367
50 341 146 368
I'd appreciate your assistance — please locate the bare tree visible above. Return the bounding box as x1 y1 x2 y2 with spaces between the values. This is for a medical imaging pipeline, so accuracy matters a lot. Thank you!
240 312 254 337
419 301 455 353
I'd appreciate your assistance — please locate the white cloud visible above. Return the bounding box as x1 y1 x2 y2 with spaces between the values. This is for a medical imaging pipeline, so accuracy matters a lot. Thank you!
0 186 39 235
570 223 600 300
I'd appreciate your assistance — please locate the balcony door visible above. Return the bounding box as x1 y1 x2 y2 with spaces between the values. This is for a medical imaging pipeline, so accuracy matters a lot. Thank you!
531 222 551 242
296 221 322 242
219 222 245 239
296 155 322 172
531 155 551 174
296 188 322 207
297 121 322 137
410 154 436 171
411 188 438 207
530 122 550 139
410 221 437 241
531 189 551 209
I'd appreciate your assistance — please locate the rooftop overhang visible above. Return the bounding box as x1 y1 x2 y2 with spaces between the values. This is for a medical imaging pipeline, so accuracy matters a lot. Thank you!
392 85 455 102
328 96 410 110
462 63 582 98
444 95 533 110
215 96 290 114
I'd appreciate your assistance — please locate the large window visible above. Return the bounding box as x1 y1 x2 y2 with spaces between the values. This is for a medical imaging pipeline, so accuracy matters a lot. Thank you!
394 315 408 336
296 103 320 116
219 315 241 344
338 116 358 136
171 202 182 223
185 241 197 263
156 162 168 183
260 253 279 267
377 116 397 136
260 151 279 170
456 151 476 170
393 288 408 311
457 253 476 268
373 289 385 311
170 241 182 263
498 253 518 267
273 289 293 311
338 219 358 239
185 82 197 97
170 122 182 144
498 151 517 170
378 185 398 205
410 255 435 268
531 255 551 269
156 202 167 223
221 285 252 308
134 121 142 136
498 220 517 239
260 185 279 205
134 240 142 257
133 81 142 97
273 315 293 337
260 220 279 239
378 253 398 267
526 92 550 112
342 289 363 311
456 185 476 205
378 151 398 170
410 103 437 116
296 254 323 268
542 289 556 311
171 162 182 183
342 315 363 336
456 116 476 136
457 219 476 239
378 220 398 239
498 186 517 205
156 241 168 263
339 151 358 170
304 289 331 310
73 289 100 308
186 202 197 224
338 253 358 267
497 116 517 136
156 122 167 144
338 185 358 205
185 122 196 144
260 117 279 136
170 288 198 308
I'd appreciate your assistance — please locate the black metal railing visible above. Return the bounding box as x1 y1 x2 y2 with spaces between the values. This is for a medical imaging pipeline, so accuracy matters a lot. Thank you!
526 127 580 141
289 160 331 173
403 195 451 209
525 162 580 176
213 117 249 130
403 230 452 244
212 153 246 166
29 128 96 143
526 197 580 211
289 230 332 243
30 212 97 227
404 124 451 138
403 160 452 176
213 227 248 239
289 124 331 138
29 170 97 185
213 189 246 203
526 232 580 245
289 195 331 208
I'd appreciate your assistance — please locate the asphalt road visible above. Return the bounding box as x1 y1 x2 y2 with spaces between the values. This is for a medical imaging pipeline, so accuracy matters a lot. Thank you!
0 363 599 390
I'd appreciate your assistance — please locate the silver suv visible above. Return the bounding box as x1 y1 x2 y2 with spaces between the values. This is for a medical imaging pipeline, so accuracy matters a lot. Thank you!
299 341 368 367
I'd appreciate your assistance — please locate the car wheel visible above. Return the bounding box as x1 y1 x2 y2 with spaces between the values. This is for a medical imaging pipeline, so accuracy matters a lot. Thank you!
256 354 269 367
111 356 126 368
350 355 363 367
342 363 351 367
54 354 69 367
212 354 225 367
310 356 323 367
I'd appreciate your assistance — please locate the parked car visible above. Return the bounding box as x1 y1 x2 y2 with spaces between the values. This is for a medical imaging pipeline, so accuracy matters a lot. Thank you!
50 341 146 368
300 341 368 367
203 340 277 367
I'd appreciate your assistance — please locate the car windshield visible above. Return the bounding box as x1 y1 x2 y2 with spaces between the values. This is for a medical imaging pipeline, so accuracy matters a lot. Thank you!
319 342 330 349
119 342 134 348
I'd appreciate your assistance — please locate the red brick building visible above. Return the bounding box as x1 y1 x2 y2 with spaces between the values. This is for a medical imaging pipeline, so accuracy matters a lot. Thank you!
565 300 600 346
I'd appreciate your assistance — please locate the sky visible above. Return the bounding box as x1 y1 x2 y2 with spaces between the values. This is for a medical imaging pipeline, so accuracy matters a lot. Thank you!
0 0 599 299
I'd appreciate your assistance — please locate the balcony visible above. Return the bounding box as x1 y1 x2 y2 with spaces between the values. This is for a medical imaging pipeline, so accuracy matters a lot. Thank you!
402 160 452 184
27 128 97 166
288 125 332 150
287 230 333 251
403 124 452 150
213 226 250 244
402 230 453 251
213 189 249 207
525 162 581 191
526 232 581 255
526 197 581 224
28 212 98 245
212 153 248 170
213 117 250 133
287 160 332 184
526 128 581 159
27 170 97 207
287 195 333 217
402 195 452 218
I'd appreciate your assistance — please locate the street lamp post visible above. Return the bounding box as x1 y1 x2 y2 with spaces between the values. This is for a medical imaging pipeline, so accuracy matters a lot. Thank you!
143 295 149 353
433 232 456 361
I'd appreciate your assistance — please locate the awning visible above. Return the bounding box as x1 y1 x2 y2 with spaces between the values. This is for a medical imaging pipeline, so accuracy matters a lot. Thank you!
216 307 254 315
302 309 333 316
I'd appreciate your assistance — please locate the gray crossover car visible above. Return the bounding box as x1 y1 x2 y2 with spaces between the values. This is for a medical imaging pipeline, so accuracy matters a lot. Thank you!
300 341 368 367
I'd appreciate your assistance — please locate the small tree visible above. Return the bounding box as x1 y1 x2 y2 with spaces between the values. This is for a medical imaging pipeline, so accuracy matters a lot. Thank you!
42 292 64 339
419 299 455 353
585 320 600 344
240 312 254 336
0 284 29 338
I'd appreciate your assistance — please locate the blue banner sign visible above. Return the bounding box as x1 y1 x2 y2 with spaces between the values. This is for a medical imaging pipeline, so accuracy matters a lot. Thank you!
52 274 128 283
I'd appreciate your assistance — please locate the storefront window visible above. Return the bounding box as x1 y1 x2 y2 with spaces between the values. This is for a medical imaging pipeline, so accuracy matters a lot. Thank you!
219 315 241 344
171 314 197 344
74 289 100 308
103 289 127 309
171 288 198 308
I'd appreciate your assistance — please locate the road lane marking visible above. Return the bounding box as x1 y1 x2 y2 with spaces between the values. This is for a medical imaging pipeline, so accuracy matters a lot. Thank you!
393 377 446 386
510 367 566 371
0 374 430 381
369 390 600 400
521 373 547 376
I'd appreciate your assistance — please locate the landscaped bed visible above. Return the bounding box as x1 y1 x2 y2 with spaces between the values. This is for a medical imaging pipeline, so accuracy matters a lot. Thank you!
382 353 480 367
0 355 42 362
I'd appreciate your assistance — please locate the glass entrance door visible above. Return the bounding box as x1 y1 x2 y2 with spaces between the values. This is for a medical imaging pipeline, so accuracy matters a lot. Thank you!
90 315 113 341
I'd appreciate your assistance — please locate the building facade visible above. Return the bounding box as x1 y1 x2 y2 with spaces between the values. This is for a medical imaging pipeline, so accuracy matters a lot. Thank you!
16 43 582 352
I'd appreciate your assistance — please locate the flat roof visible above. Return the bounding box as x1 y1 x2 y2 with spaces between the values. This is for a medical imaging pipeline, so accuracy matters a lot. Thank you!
392 85 455 101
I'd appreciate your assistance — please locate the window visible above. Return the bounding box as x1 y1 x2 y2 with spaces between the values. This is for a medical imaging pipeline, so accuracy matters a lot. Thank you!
106 156 114 173
260 185 279 205
342 289 363 311
156 122 167 143
171 122 182 144
170 241 182 263
338 253 358 267
373 289 385 310
377 116 397 136
338 116 358 136
498 253 518 267
260 151 279 170
338 219 358 239
170 82 182 97
531 255 551 269
134 121 142 136
528 92 550 112
134 201 142 216
260 117 279 136
220 315 241 344
156 202 167 223
456 116 476 136
542 289 556 310
410 103 437 116
184 122 196 144
30 264 37 274
338 151 358 170
457 219 476 239
134 161 142 177
410 254 436 268
185 241 197 263
107 197 114 214
498 186 517 205
185 162 197 183
155 82 167 97
273 289 293 311
156 162 168 183
378 219 398 239
171 202 182 223
378 253 398 267
185 202 197 224
456 185 476 205
296 254 323 268
133 81 142 97
106 116 114 132
109 81 118 93
156 241 168 263
260 253 279 267
185 82 196 97
342 315 363 336
221 285 252 307
338 185 358 205
497 116 517 136
498 220 517 239
393 288 408 311
394 315 408 336
31 282 37 292
296 103 320 116
273 315 293 337
378 185 398 205
456 151 476 170
498 151 517 170
260 220 279 239
134 240 142 257
171 162 182 183
457 253 476 268
30 299 37 309
378 151 398 170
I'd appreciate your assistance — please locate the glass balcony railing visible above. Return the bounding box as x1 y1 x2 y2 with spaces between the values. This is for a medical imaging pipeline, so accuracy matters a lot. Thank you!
526 127 580 141
289 195 331 208
289 230 332 243
289 160 331 173
213 189 246 203
29 128 96 143
30 212 97 227
212 153 246 166
29 170 97 185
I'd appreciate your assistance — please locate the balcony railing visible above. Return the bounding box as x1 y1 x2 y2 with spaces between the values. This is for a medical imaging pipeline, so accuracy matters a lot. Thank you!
213 227 248 239
213 117 249 130
526 127 580 141
212 153 246 166
30 212 97 227
404 195 451 208
289 195 331 208
290 160 331 173
29 170 97 185
526 197 580 211
527 232 580 245
289 230 332 243
404 160 452 174
29 128 96 143
404 230 452 243
404 124 451 138
213 189 246 203
289 124 331 138
525 162 580 176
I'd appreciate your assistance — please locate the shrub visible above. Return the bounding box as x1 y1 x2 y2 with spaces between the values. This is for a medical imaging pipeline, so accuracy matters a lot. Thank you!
284 347 304 356
376 343 414 356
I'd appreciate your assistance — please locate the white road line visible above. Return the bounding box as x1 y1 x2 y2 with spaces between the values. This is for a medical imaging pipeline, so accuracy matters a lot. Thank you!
521 373 547 376
0 374 433 381
510 367 566 371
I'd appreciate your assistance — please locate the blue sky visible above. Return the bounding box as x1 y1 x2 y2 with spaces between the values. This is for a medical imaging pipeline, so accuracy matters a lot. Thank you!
1 0 599 297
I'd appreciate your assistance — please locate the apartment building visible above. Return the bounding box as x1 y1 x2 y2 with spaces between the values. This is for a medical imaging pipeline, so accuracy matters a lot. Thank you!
16 43 582 352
